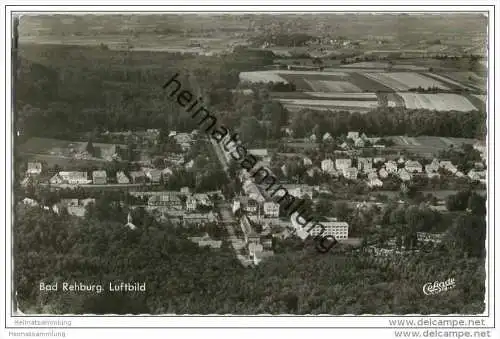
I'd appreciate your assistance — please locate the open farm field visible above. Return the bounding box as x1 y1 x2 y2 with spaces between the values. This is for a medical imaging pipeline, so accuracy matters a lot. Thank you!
340 62 428 71
305 92 378 100
391 135 477 148
19 137 124 157
304 80 362 92
362 72 450 91
398 93 477 111
438 72 487 92
20 153 111 168
388 135 478 157
347 72 395 92
423 73 480 92
277 98 378 109
270 92 378 101
19 137 87 156
239 71 289 84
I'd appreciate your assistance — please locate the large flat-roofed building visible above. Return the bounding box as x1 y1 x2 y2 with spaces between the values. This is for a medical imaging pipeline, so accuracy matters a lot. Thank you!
308 221 349 240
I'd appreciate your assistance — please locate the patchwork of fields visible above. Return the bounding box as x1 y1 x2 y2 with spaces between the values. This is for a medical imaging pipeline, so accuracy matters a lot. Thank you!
239 68 485 112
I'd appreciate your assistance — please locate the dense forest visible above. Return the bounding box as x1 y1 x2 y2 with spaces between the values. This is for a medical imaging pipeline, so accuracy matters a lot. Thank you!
15 204 485 314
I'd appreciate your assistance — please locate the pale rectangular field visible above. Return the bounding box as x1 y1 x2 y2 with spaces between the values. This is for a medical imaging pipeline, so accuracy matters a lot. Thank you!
277 70 349 76
277 98 378 108
239 71 288 84
362 72 450 91
398 93 477 111
305 92 378 99
304 80 362 93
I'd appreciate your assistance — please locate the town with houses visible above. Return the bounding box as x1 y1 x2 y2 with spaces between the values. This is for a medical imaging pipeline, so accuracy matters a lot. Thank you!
18 124 487 267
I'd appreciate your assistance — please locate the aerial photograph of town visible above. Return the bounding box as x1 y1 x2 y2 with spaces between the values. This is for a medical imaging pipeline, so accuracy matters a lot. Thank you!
12 12 488 315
